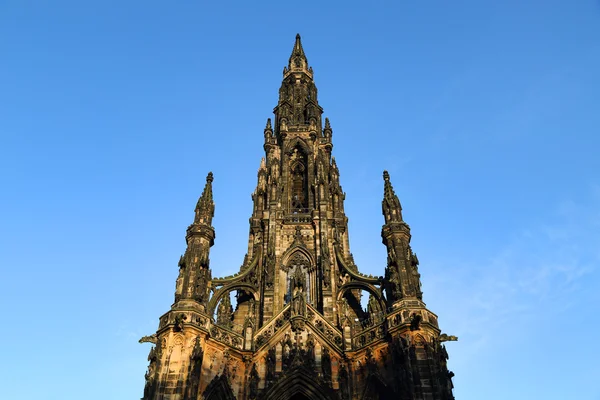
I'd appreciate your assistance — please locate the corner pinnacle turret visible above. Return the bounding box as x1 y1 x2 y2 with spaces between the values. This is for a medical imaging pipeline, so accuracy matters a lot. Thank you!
382 171 403 224
194 172 215 226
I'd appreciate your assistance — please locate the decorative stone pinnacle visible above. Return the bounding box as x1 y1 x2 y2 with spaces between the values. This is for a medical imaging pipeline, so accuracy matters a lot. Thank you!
382 170 403 223
194 171 215 225
287 33 309 74
266 118 272 130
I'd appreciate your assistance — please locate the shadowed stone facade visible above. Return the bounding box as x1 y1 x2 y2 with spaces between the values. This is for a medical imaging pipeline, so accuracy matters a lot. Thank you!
140 35 456 400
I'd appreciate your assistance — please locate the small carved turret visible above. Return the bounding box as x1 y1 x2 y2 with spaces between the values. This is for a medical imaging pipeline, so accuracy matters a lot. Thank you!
382 170 403 224
176 172 216 308
264 118 273 140
323 117 332 139
381 171 423 303
194 172 215 226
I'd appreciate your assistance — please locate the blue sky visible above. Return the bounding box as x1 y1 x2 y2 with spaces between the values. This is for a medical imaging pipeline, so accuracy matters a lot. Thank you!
1 1 599 399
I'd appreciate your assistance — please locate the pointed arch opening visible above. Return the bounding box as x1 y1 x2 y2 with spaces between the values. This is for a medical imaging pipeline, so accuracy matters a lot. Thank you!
262 367 335 400
289 147 308 212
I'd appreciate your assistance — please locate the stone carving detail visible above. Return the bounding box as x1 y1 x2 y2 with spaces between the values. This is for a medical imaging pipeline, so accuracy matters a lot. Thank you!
174 313 187 332
139 35 455 400
142 344 160 400
265 347 276 382
439 333 458 342
217 294 233 329
321 347 332 383
138 334 157 344
291 272 306 317
410 313 422 331
248 363 259 399
338 362 350 400
184 337 204 400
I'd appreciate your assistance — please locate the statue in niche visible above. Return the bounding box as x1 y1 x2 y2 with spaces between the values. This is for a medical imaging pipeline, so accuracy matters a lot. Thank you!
174 314 187 332
217 294 233 329
410 313 422 331
281 333 293 368
291 284 306 316
174 266 184 301
367 294 380 324
388 267 402 299
339 362 350 400
341 298 349 318
270 158 280 180
265 348 276 381
321 347 332 383
290 267 306 316
322 258 331 288
185 338 203 399
247 298 255 321
305 333 316 367
248 363 259 399
264 238 275 289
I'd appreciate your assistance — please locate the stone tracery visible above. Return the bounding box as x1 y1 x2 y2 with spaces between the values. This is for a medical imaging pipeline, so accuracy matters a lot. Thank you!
139 34 456 400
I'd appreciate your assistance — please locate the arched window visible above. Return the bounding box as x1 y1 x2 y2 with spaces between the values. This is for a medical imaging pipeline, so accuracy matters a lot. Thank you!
289 147 308 212
285 252 310 305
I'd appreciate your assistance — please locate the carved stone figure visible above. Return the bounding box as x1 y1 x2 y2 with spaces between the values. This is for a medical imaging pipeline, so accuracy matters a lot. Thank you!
265 348 276 381
139 35 455 400
173 314 187 332
291 285 306 316
217 295 233 329
248 364 259 399
410 313 422 331
321 347 332 383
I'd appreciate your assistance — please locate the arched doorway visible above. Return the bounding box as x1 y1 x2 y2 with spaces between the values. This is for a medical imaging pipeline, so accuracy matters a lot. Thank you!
262 367 335 400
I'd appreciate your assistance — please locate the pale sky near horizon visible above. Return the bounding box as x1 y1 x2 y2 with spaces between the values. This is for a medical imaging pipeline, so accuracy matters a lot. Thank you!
1 1 599 399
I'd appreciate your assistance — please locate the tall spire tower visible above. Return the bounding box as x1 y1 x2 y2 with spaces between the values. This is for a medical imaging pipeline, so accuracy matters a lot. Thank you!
140 35 456 400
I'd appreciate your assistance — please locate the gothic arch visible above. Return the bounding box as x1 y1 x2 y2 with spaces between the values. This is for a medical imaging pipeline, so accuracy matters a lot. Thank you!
262 367 335 400
280 245 315 270
337 282 386 313
284 137 312 156
207 283 260 316
203 374 235 400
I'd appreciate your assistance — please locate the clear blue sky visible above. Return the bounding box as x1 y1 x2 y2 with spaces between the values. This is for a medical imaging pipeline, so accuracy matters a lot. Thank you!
1 1 599 399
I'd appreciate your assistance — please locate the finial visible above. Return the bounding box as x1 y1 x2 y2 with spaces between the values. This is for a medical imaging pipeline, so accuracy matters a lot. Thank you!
288 33 309 73
382 170 403 223
195 171 215 225
325 117 331 129
266 118 272 130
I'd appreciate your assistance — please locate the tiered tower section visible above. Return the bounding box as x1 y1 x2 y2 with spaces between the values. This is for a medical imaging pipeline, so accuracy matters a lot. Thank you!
140 35 456 400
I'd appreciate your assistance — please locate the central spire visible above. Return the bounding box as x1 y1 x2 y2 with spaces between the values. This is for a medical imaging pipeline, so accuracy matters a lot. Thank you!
284 33 312 78
275 34 322 130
